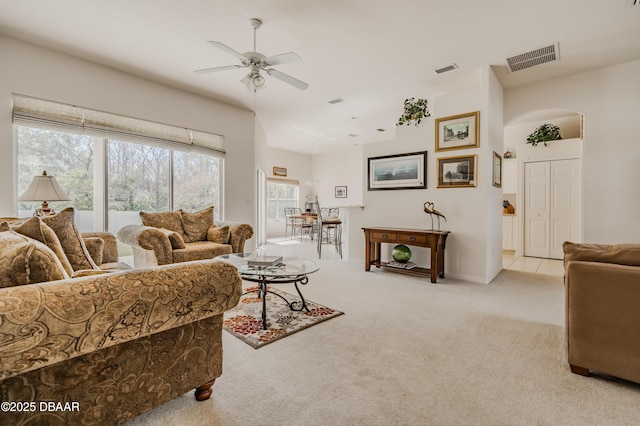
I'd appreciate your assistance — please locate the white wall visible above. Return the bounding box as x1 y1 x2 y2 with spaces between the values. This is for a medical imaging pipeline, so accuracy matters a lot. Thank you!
346 67 503 283
312 145 363 207
504 59 640 244
0 35 256 232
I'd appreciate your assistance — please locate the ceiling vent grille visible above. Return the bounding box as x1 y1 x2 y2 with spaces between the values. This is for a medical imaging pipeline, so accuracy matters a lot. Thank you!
435 63 458 74
506 43 559 72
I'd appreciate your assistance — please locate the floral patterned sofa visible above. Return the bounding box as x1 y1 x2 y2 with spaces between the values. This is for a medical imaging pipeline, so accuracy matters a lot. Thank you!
117 206 254 268
0 208 242 425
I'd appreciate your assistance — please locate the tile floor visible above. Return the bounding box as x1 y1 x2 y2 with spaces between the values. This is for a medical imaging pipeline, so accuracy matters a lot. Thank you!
502 250 564 277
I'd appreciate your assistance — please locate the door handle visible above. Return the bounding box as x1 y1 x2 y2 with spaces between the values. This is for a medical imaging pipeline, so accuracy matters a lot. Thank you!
409 236 416 242
381 234 388 239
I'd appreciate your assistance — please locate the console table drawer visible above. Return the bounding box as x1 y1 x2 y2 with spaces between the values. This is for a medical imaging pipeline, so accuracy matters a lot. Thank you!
370 231 398 242
399 233 428 245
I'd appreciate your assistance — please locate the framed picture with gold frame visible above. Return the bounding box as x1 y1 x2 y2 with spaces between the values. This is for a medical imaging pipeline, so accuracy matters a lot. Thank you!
273 166 287 177
435 111 480 152
436 154 477 188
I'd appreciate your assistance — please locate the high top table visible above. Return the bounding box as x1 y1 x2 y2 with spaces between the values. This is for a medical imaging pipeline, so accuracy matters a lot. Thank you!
362 227 450 283
214 253 319 329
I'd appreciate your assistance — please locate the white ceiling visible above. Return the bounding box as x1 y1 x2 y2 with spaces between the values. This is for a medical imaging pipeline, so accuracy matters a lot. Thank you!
1 0 639 154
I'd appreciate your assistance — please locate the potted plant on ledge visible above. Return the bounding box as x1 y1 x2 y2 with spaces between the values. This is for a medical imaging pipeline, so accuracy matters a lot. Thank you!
397 98 430 126
526 123 562 146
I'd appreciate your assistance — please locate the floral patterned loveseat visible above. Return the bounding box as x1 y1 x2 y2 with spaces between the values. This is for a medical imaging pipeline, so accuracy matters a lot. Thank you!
117 206 254 268
0 209 242 425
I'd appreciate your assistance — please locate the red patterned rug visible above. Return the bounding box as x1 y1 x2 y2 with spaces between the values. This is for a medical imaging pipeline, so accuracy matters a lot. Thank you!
223 286 344 348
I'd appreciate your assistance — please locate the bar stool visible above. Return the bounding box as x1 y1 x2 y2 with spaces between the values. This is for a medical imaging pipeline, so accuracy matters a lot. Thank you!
316 204 342 259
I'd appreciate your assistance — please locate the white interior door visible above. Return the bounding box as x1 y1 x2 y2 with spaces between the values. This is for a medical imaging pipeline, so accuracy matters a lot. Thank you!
524 159 581 259
524 162 550 257
549 159 581 259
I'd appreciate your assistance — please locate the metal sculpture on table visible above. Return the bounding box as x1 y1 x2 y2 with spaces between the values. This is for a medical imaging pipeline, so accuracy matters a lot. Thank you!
423 201 446 230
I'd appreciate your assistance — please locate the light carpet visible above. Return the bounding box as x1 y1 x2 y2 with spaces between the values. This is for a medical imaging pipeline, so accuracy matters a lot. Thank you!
126 262 640 426
223 286 344 348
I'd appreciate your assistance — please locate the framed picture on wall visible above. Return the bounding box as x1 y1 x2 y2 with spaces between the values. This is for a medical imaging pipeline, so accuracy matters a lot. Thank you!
435 111 480 152
436 154 477 188
367 151 427 190
492 151 502 188
335 186 347 198
273 166 287 177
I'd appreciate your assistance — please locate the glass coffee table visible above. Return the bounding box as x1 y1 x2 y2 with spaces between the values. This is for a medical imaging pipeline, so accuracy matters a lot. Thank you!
214 253 320 330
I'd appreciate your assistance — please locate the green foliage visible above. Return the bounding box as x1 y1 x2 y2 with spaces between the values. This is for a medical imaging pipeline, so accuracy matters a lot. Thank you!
526 123 562 147
396 98 430 126
18 127 221 215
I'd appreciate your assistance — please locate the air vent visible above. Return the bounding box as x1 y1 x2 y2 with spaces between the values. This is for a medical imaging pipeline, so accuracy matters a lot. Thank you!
328 98 344 104
435 63 458 74
506 43 559 72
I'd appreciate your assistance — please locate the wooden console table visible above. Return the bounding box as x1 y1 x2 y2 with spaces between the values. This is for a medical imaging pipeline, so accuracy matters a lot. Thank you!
362 227 450 283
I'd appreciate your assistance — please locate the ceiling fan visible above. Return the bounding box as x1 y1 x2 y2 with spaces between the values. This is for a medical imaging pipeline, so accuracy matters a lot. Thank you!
194 18 309 91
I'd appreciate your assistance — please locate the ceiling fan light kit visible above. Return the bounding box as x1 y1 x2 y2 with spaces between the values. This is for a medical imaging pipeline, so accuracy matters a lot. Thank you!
194 18 309 91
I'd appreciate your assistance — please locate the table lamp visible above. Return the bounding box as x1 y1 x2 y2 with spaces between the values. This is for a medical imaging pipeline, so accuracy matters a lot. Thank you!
18 171 71 216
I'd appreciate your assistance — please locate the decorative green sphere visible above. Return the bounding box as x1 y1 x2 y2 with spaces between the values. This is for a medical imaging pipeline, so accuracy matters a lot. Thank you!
392 244 412 263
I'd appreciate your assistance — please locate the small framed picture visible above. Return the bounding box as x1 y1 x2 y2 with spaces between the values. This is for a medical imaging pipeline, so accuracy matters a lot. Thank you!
273 166 287 177
436 154 477 188
492 151 502 188
335 186 347 198
435 111 480 152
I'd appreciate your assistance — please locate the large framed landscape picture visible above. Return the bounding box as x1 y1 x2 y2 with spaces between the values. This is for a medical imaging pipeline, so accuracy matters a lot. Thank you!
435 111 480 152
437 154 477 188
368 151 427 190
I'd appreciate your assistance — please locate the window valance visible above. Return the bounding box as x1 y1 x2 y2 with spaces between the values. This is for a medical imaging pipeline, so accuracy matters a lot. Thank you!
12 94 225 155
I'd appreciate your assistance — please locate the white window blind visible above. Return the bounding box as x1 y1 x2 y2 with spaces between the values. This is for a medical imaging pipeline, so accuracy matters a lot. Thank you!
12 94 225 156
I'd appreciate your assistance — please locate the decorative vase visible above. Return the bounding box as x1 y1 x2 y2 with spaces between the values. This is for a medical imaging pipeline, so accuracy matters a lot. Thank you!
392 245 412 263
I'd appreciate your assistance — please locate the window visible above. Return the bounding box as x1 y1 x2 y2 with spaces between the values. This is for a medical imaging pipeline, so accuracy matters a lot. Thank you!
107 140 170 212
17 127 96 230
13 94 225 233
266 180 298 221
17 126 223 234
173 150 222 212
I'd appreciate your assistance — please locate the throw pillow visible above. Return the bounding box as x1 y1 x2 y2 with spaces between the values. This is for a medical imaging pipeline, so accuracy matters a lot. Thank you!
207 225 230 244
10 216 75 276
0 228 69 288
83 237 105 266
140 210 185 237
158 228 187 249
41 207 99 271
181 206 214 243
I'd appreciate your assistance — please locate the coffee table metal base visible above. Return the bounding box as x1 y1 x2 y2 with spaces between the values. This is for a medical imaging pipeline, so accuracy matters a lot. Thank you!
241 274 311 330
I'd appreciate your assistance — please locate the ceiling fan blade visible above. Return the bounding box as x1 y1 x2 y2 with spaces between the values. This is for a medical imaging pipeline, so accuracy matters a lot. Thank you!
266 69 309 90
206 41 248 62
263 52 301 66
194 65 243 74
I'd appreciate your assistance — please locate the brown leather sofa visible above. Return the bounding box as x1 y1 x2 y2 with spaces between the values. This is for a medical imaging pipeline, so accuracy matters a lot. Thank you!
563 241 640 383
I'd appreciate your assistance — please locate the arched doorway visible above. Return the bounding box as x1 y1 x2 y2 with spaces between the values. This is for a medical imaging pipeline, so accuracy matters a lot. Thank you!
503 109 584 260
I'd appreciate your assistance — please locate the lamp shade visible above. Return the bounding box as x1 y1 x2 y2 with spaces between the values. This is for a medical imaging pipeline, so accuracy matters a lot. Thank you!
18 171 71 202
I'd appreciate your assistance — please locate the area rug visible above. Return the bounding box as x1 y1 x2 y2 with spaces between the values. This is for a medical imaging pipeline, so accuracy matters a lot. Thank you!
223 286 344 348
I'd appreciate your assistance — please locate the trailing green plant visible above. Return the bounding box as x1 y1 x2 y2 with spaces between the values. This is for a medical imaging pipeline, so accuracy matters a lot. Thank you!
526 123 562 146
396 98 430 126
